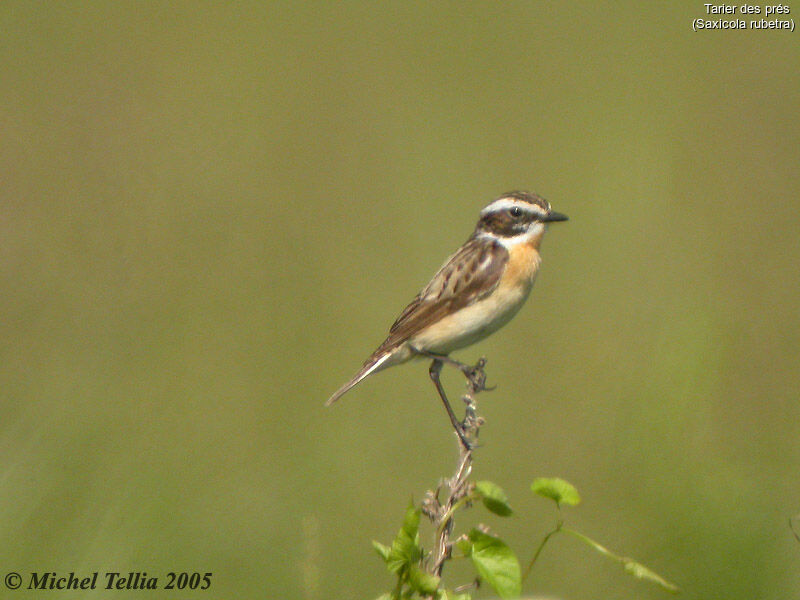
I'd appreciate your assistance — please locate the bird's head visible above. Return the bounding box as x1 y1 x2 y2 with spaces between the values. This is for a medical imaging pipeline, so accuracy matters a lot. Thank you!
475 191 568 246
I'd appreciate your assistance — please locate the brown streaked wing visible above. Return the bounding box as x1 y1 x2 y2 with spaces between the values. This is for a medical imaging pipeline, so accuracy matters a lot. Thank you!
377 236 509 351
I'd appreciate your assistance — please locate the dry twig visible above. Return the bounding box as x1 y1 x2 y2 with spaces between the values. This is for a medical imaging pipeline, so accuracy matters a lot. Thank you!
421 358 491 592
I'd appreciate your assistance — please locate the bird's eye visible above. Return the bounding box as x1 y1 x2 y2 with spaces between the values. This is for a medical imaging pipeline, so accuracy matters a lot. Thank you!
509 206 523 218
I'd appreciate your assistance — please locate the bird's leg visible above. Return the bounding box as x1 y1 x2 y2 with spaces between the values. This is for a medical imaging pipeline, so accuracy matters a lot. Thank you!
429 359 473 449
414 348 494 393
421 351 471 371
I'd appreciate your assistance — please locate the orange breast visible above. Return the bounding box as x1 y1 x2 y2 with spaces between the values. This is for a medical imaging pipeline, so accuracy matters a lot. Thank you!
501 242 541 291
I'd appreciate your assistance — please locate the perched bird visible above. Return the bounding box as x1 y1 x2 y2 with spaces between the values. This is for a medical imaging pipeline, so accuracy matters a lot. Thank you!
327 191 567 445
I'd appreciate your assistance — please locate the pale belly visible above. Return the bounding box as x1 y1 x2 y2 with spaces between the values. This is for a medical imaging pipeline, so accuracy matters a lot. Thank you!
408 276 535 355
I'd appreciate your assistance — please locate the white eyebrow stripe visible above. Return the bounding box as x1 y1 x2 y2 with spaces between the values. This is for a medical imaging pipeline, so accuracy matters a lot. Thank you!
480 198 546 216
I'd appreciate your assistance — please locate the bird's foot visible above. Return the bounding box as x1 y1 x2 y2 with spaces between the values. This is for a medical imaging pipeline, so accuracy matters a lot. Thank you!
459 357 495 394
416 350 495 393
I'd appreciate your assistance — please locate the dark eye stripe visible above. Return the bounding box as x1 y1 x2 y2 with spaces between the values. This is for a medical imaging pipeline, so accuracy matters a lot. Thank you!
477 204 547 237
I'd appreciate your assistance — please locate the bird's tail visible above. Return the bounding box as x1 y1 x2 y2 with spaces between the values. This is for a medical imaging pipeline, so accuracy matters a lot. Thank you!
325 352 393 406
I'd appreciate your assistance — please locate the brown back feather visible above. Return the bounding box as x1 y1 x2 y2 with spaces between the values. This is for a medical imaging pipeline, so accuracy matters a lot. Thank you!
374 236 509 354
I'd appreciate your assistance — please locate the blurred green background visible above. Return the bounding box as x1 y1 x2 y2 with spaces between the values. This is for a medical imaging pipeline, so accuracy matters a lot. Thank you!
1 2 798 599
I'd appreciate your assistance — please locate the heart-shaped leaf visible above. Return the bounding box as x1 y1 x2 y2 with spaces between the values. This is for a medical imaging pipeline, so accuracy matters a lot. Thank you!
531 477 581 506
468 529 521 599
475 480 513 516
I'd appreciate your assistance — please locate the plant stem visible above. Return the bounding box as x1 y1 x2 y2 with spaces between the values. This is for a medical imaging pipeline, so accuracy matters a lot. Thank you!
522 525 561 583
421 358 489 597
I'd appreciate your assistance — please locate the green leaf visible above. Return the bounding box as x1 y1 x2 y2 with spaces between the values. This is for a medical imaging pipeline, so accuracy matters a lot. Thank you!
401 501 421 536
438 591 471 600
623 560 680 593
386 503 422 574
387 537 417 573
456 536 472 557
374 594 393 600
408 565 440 594
468 529 521 599
564 528 680 594
372 540 391 562
531 477 581 506
475 480 513 516
566 528 613 558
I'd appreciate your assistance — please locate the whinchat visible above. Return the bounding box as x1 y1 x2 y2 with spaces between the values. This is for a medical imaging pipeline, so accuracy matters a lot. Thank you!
327 191 567 445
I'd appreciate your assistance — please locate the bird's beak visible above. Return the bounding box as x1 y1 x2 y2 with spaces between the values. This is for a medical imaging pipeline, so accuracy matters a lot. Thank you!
543 211 568 222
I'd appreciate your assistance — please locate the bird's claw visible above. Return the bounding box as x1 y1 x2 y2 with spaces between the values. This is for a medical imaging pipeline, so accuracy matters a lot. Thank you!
460 357 492 393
